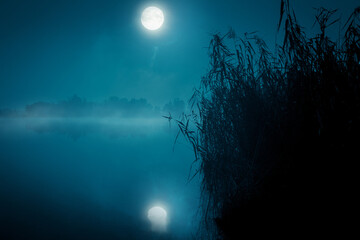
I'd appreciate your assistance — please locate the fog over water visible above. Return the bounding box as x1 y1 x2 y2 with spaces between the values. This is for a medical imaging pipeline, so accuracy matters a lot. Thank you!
0 105 200 239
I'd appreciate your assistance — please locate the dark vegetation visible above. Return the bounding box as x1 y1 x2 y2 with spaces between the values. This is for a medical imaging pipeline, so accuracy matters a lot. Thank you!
173 1 360 238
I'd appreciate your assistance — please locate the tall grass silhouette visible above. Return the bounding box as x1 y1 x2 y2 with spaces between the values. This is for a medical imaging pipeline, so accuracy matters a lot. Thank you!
170 1 360 238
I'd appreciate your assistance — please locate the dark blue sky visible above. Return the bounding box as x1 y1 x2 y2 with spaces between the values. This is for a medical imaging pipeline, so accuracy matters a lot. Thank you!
0 0 358 108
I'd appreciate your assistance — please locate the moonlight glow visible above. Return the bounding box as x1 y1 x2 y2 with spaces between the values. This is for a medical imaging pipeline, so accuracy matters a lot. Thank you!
141 7 164 30
147 206 167 232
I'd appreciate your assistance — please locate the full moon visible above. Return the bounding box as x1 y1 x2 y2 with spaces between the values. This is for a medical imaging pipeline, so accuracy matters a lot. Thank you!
147 206 167 232
141 7 164 30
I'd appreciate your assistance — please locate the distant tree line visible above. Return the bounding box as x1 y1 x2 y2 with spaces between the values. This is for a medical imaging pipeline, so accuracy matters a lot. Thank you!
0 95 185 118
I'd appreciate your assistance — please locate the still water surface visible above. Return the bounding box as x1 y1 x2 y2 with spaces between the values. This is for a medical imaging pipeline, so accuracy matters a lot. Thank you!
0 117 200 239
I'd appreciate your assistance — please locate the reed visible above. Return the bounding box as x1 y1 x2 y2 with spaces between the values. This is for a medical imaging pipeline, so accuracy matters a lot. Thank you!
170 1 359 238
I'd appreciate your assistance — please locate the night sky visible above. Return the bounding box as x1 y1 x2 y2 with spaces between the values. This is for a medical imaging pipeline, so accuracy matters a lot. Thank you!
0 0 358 108
0 0 359 239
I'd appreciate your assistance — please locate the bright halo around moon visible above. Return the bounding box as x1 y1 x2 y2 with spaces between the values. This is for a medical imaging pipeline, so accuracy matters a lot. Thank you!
141 7 164 30
147 206 167 232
